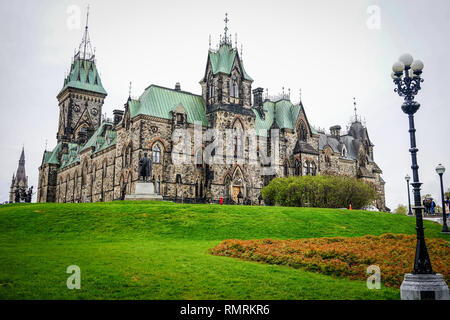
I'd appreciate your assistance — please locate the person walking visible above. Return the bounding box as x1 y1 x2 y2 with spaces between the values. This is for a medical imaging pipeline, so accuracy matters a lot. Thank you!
430 199 436 215
423 198 428 214
445 196 450 218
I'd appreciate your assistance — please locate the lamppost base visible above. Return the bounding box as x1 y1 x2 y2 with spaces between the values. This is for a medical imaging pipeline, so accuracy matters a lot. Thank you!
400 273 449 300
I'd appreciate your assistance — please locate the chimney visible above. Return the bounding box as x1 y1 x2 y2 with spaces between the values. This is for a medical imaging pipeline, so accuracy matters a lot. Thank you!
252 87 264 107
113 109 124 126
175 82 181 91
330 125 341 139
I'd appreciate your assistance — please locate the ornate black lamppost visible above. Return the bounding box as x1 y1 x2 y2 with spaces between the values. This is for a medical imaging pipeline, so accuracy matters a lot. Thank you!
435 164 449 233
392 53 449 300
405 174 413 215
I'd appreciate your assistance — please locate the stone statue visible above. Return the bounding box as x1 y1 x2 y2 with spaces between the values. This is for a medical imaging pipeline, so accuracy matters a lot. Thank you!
26 186 33 203
138 152 152 182
14 189 20 203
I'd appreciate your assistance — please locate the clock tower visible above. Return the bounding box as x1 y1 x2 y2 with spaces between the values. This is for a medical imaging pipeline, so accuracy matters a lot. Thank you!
56 8 107 144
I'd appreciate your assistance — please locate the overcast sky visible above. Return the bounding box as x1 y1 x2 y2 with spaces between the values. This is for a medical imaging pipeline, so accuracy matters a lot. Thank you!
1 0 449 209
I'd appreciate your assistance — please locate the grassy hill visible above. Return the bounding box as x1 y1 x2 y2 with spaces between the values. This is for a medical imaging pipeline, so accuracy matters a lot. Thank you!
0 201 446 300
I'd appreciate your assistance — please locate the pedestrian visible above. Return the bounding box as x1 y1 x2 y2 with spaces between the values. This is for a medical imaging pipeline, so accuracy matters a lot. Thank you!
445 196 450 218
430 199 436 215
423 198 427 214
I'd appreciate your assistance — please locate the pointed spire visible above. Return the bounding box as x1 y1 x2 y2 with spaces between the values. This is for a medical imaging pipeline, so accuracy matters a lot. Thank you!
19 146 25 162
235 33 237 48
240 44 243 60
353 97 358 122
224 13 229 43
76 5 94 61
209 34 211 49
299 88 302 103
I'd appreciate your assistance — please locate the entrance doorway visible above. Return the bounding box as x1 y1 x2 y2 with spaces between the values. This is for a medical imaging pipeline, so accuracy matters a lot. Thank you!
232 186 242 203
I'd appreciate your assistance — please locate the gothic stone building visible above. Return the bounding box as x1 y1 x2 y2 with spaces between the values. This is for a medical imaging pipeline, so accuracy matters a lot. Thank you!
37 20 386 210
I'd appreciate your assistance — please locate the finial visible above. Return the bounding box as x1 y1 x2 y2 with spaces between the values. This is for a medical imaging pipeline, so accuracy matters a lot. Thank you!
265 88 268 99
282 86 285 95
44 139 48 152
240 44 243 60
235 33 237 48
224 13 229 44
299 88 302 102
288 88 291 99
129 81 132 98
209 34 211 49
353 97 358 121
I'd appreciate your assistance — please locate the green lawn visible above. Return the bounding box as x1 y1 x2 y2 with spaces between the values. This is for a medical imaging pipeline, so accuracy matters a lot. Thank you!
0 201 446 300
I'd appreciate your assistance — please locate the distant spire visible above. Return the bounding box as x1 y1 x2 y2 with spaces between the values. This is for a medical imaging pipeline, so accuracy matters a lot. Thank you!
353 97 358 121
15 147 27 187
76 5 94 61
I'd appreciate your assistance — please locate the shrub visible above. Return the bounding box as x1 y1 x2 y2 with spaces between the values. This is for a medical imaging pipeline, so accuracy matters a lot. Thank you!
394 205 407 215
262 175 378 209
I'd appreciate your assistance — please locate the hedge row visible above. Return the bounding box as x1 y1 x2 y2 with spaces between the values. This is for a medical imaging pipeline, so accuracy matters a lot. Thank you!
261 175 378 209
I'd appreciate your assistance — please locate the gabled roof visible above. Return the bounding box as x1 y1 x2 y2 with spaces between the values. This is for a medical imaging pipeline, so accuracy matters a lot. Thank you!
253 99 318 136
207 44 253 81
129 85 208 126
59 58 107 96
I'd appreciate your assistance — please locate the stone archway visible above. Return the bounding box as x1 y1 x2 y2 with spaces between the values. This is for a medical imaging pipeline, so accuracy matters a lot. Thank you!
231 167 245 204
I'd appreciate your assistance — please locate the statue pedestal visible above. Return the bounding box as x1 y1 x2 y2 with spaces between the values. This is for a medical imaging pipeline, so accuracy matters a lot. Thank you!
125 182 163 201
400 273 449 300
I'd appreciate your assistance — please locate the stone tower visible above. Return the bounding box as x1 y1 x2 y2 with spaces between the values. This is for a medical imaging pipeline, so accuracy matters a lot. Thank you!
56 8 107 145
9 147 28 203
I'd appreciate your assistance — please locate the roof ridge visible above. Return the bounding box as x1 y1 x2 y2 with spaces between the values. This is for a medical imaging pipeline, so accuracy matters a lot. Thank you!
144 84 202 98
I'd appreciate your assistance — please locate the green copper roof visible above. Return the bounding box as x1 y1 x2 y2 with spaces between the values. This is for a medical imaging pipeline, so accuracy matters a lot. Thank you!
59 58 107 96
80 121 116 153
208 44 253 81
129 85 208 126
254 99 317 136
44 142 79 166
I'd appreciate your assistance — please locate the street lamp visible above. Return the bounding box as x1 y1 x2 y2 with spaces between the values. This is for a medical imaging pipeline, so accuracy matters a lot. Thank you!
405 174 413 215
435 164 449 233
392 53 449 300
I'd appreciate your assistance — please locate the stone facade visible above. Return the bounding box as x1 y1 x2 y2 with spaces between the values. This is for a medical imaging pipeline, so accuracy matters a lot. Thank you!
37 22 386 210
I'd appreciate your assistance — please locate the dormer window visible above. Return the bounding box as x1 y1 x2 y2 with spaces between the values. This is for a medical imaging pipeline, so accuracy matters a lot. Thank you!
176 113 184 124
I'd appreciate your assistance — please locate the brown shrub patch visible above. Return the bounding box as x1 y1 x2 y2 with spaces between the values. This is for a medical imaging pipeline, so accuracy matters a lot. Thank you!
210 234 449 288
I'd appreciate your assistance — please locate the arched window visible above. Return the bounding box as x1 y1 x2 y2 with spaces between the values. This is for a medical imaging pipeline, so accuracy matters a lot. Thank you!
233 120 244 158
195 149 203 168
102 161 107 179
208 74 214 100
152 144 161 164
304 160 310 175
231 75 239 98
325 154 331 167
81 163 88 187
298 121 308 142
311 162 317 176
295 159 301 176
284 162 289 177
